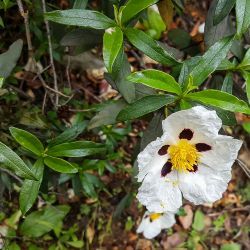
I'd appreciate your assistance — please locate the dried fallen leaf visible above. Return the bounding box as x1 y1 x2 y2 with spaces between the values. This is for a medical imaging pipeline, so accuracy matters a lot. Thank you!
178 205 193 230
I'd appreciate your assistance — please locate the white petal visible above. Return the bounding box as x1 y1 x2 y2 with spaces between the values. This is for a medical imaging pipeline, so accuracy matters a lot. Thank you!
199 135 242 171
178 164 231 204
162 106 222 143
137 134 173 182
137 171 182 213
136 212 162 239
159 212 176 229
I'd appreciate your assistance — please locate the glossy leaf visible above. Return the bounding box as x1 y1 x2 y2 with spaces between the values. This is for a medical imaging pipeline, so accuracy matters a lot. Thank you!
213 0 236 25
0 39 23 78
127 69 182 95
47 141 106 158
237 47 250 70
187 90 250 114
242 71 250 104
106 53 136 103
117 95 176 121
236 0 250 37
0 142 36 180
20 205 70 237
10 127 44 156
44 156 78 173
48 121 88 147
44 10 116 29
120 0 158 25
221 72 233 93
103 27 123 72
189 36 233 86
205 0 234 47
125 28 180 66
19 159 44 215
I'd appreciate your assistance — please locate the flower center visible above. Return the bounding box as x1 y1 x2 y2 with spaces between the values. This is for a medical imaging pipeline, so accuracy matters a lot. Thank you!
149 213 162 221
168 139 199 172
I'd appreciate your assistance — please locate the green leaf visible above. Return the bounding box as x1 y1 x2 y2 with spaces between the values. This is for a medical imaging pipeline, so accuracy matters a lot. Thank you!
73 0 88 9
221 72 233 93
20 205 70 237
0 77 4 88
117 95 176 121
204 0 234 47
189 36 233 86
0 39 23 78
105 53 136 103
48 121 88 147
88 100 127 129
127 69 182 95
44 156 78 173
236 0 250 37
120 0 158 25
0 142 36 180
187 90 250 114
242 71 250 104
168 29 191 49
213 0 236 25
44 10 116 29
237 47 250 70
192 210 205 231
9 127 44 156
19 159 44 215
47 141 106 158
103 26 123 73
221 243 241 250
125 28 180 66
242 122 250 133
113 193 133 218
67 241 84 248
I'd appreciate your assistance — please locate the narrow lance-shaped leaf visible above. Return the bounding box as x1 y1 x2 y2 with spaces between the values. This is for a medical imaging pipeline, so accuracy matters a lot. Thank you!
47 141 106 158
213 0 236 25
44 156 78 174
242 71 250 104
10 127 44 156
48 121 88 147
189 35 233 86
120 0 158 25
125 28 180 66
19 158 44 215
236 0 250 37
103 27 123 73
187 89 250 114
44 9 116 29
221 72 233 93
0 39 23 78
127 69 182 95
117 95 176 121
0 142 36 180
237 47 250 70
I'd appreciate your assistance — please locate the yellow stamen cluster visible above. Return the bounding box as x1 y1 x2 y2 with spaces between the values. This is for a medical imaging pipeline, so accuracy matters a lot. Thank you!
149 213 162 221
168 139 199 172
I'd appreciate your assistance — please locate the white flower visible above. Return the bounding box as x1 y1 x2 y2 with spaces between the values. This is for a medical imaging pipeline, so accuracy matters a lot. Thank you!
137 211 175 239
137 106 242 213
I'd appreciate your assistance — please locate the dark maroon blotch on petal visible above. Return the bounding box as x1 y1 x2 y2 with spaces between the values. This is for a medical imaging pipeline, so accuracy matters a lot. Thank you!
196 143 212 152
161 161 172 177
188 165 198 173
179 129 194 140
158 145 169 155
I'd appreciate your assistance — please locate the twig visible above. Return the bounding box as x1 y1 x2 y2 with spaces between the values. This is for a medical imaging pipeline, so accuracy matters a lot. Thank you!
208 205 250 217
41 0 59 106
42 90 48 114
16 0 33 56
236 159 250 178
66 51 72 89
